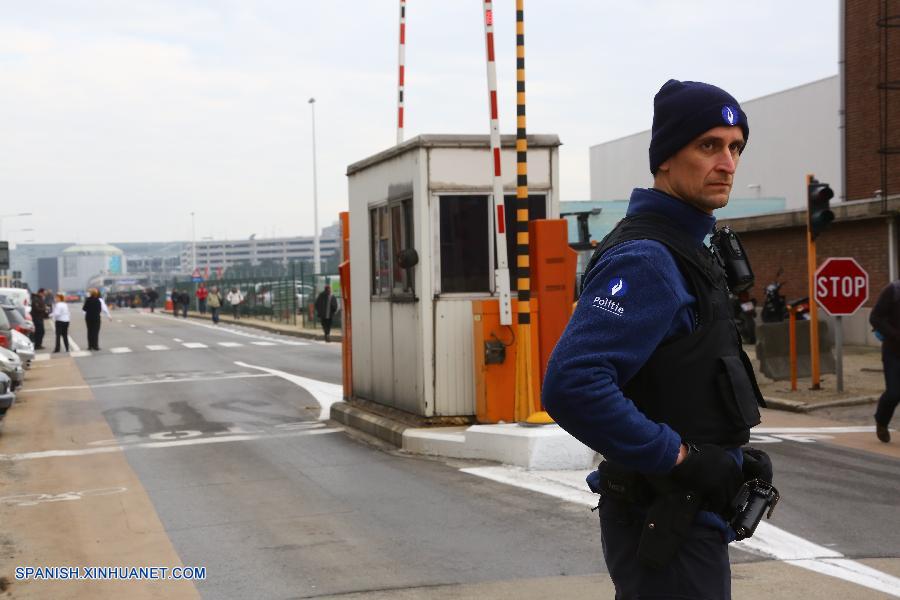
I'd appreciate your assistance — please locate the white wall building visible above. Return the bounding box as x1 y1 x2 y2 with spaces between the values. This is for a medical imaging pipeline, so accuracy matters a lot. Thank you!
590 76 841 210
182 225 341 274
58 244 126 293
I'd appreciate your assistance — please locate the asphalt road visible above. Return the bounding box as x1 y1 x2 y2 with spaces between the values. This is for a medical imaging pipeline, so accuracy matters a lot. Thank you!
12 309 900 599
57 311 604 598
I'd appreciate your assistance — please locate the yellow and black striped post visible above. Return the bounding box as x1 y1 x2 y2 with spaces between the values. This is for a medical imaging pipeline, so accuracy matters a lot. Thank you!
514 0 551 425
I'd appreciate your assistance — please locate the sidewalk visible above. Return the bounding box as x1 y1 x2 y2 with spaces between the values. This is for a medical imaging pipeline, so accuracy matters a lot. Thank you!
333 343 888 468
746 344 884 412
151 308 342 343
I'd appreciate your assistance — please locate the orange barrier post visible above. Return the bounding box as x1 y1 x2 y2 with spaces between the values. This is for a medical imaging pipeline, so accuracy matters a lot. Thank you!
473 299 518 424
789 307 797 392
338 212 352 400
529 219 578 394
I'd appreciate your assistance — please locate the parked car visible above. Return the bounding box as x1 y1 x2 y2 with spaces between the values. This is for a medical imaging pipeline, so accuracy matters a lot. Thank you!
0 306 12 351
11 331 34 369
0 371 14 422
2 304 34 337
0 346 25 390
0 288 30 314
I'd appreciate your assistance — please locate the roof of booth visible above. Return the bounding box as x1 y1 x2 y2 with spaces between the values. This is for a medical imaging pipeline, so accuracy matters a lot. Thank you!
346 133 561 176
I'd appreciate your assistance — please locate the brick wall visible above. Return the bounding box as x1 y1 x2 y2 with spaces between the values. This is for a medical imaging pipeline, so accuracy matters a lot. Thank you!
740 218 893 308
845 0 900 200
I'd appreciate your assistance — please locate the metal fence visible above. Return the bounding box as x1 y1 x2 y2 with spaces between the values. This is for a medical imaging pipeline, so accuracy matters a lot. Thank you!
168 269 342 330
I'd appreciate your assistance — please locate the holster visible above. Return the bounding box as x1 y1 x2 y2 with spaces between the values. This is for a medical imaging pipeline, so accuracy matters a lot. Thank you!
636 480 703 569
593 462 703 570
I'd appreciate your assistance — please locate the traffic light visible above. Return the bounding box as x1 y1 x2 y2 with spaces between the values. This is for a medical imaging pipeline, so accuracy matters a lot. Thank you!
807 178 834 240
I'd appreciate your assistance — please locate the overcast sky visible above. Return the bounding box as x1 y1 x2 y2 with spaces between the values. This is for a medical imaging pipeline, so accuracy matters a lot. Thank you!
1 1 839 245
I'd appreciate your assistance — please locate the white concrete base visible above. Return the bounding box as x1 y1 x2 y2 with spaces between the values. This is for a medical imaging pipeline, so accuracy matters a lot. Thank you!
402 423 599 470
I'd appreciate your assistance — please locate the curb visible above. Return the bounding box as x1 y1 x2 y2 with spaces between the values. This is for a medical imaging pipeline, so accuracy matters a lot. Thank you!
330 402 407 447
165 311 342 343
764 394 879 413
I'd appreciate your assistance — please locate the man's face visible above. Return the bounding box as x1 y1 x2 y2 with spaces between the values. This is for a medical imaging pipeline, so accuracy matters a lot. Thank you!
655 125 745 214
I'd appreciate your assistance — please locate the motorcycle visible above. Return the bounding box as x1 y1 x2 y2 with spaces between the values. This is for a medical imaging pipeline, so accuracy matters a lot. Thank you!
732 290 757 344
761 268 789 323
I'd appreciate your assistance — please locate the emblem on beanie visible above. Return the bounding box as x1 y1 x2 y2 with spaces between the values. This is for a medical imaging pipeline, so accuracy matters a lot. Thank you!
722 105 738 126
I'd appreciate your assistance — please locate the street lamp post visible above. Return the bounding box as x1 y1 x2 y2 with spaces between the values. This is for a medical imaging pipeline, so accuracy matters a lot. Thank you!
190 212 197 274
0 212 33 241
0 213 33 286
309 98 321 276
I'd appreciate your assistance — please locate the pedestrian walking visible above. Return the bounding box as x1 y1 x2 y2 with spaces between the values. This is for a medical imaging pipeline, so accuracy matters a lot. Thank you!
29 288 49 350
146 288 159 313
51 293 70 353
82 288 104 351
207 286 223 324
99 294 112 319
542 80 772 600
179 289 190 318
315 284 339 342
871 279 900 443
226 287 244 320
196 283 209 315
170 289 180 317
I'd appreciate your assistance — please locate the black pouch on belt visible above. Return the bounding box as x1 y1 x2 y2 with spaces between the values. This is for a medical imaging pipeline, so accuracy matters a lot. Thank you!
594 461 654 505
637 488 703 569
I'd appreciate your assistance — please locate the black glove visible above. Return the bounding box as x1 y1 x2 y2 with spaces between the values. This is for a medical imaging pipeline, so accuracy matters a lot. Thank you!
741 447 773 483
670 443 743 515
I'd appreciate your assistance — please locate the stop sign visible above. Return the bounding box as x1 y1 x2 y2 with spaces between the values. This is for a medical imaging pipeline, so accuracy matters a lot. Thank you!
814 257 869 316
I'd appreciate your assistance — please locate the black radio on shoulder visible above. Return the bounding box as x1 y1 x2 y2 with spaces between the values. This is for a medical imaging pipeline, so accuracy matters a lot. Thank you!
710 226 754 293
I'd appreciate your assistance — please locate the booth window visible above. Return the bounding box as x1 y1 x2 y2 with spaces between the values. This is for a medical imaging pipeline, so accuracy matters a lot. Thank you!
370 199 415 298
438 193 547 295
439 195 490 293
391 200 414 295
371 206 391 296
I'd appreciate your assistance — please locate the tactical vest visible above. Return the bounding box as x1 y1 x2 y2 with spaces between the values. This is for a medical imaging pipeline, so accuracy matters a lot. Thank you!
583 213 765 447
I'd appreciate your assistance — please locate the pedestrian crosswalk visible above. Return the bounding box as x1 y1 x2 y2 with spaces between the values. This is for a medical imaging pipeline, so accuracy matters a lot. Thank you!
35 336 311 360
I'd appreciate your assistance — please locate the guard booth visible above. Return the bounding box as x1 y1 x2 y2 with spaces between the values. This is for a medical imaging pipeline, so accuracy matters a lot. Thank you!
347 134 562 419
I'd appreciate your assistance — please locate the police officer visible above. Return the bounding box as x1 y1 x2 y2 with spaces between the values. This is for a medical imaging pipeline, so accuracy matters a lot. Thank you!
543 80 772 599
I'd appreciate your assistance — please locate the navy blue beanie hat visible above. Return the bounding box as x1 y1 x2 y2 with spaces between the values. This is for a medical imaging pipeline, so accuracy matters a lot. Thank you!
649 79 749 175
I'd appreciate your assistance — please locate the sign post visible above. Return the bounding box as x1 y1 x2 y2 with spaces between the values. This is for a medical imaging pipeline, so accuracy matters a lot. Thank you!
814 257 869 392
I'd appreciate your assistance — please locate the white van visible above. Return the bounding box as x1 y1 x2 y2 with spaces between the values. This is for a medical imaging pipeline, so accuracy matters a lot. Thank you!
0 288 31 314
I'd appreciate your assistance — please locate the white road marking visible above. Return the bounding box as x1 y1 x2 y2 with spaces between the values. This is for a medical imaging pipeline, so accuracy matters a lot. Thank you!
0 427 343 462
461 466 900 597
182 342 208 349
218 342 243 347
740 523 900 597
251 341 277 346
0 487 127 507
754 426 877 434
173 338 183 342
19 372 275 394
67 336 81 352
129 324 136 328
147 330 154 334
146 344 169 351
147 312 313 346
69 351 92 358
109 347 132 354
235 361 342 421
